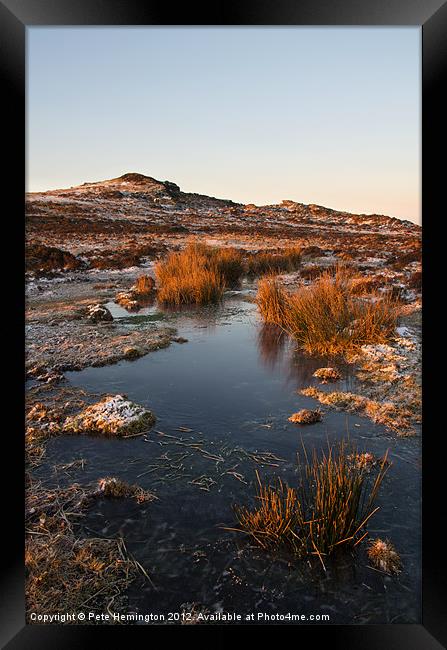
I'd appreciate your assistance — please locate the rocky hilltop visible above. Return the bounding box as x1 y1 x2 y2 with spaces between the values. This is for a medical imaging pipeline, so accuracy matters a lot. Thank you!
26 172 421 272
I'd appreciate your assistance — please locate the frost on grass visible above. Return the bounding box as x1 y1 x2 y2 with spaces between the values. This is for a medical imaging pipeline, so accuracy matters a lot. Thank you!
97 477 156 503
300 387 413 435
288 409 322 425
367 538 402 574
63 395 156 436
301 328 421 435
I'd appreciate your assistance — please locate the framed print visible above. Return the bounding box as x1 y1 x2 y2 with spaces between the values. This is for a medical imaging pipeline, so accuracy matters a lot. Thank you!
1 0 445 647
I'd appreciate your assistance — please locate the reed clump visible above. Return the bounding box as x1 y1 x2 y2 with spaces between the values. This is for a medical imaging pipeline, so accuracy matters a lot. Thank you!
207 245 245 287
155 243 225 305
232 473 306 555
232 441 389 566
255 275 290 325
256 267 399 356
155 243 303 305
155 242 247 305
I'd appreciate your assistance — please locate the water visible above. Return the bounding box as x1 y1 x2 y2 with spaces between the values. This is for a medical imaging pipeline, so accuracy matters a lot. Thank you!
35 292 421 624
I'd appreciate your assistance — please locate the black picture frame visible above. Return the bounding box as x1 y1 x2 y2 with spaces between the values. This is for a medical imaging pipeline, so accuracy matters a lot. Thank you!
1 1 445 647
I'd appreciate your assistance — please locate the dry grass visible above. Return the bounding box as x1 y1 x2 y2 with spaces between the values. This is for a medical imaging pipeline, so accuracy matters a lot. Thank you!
300 264 335 281
155 243 302 305
300 386 416 435
232 441 389 566
155 243 225 305
313 367 341 383
367 538 401 574
233 472 306 555
256 268 399 356
25 482 138 621
133 274 155 295
246 246 301 276
207 245 245 286
349 276 381 296
97 477 156 503
288 409 322 425
256 275 290 325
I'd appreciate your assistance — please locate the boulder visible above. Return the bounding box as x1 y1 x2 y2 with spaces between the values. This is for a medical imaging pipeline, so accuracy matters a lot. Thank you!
86 304 113 323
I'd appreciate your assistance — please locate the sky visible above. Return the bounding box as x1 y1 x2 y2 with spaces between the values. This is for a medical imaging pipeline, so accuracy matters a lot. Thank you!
27 27 421 223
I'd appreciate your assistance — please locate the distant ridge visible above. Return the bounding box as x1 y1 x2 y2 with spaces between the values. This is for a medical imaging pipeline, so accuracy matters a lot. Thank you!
27 172 420 230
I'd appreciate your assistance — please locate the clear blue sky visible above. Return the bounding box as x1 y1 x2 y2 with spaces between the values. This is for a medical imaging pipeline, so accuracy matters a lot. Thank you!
27 27 420 223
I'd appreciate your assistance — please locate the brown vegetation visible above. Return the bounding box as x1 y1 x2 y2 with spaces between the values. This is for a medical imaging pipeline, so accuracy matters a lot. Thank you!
97 477 156 503
133 274 155 295
25 481 143 621
26 243 84 273
313 367 341 383
288 409 322 424
246 246 301 276
232 441 389 566
367 538 402 574
256 268 399 355
155 243 225 305
300 387 416 435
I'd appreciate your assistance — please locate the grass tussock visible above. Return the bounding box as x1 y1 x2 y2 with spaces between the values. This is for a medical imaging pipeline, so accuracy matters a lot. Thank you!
256 267 399 356
155 243 226 305
155 242 302 305
233 473 306 555
367 538 401 574
208 245 245 286
288 409 322 425
256 275 290 325
313 367 341 383
232 441 389 566
133 274 155 295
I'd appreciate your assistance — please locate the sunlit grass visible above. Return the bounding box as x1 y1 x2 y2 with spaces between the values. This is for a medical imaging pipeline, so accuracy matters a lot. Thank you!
133 274 155 295
155 243 225 305
231 441 390 567
256 267 399 355
246 246 302 276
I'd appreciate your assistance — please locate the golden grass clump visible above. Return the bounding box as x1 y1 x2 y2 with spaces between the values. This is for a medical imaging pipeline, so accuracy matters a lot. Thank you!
367 538 402 574
288 409 322 425
256 267 399 356
256 275 290 325
134 274 155 295
207 245 245 287
232 441 390 566
233 472 306 555
247 246 302 276
313 367 341 383
155 243 225 305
